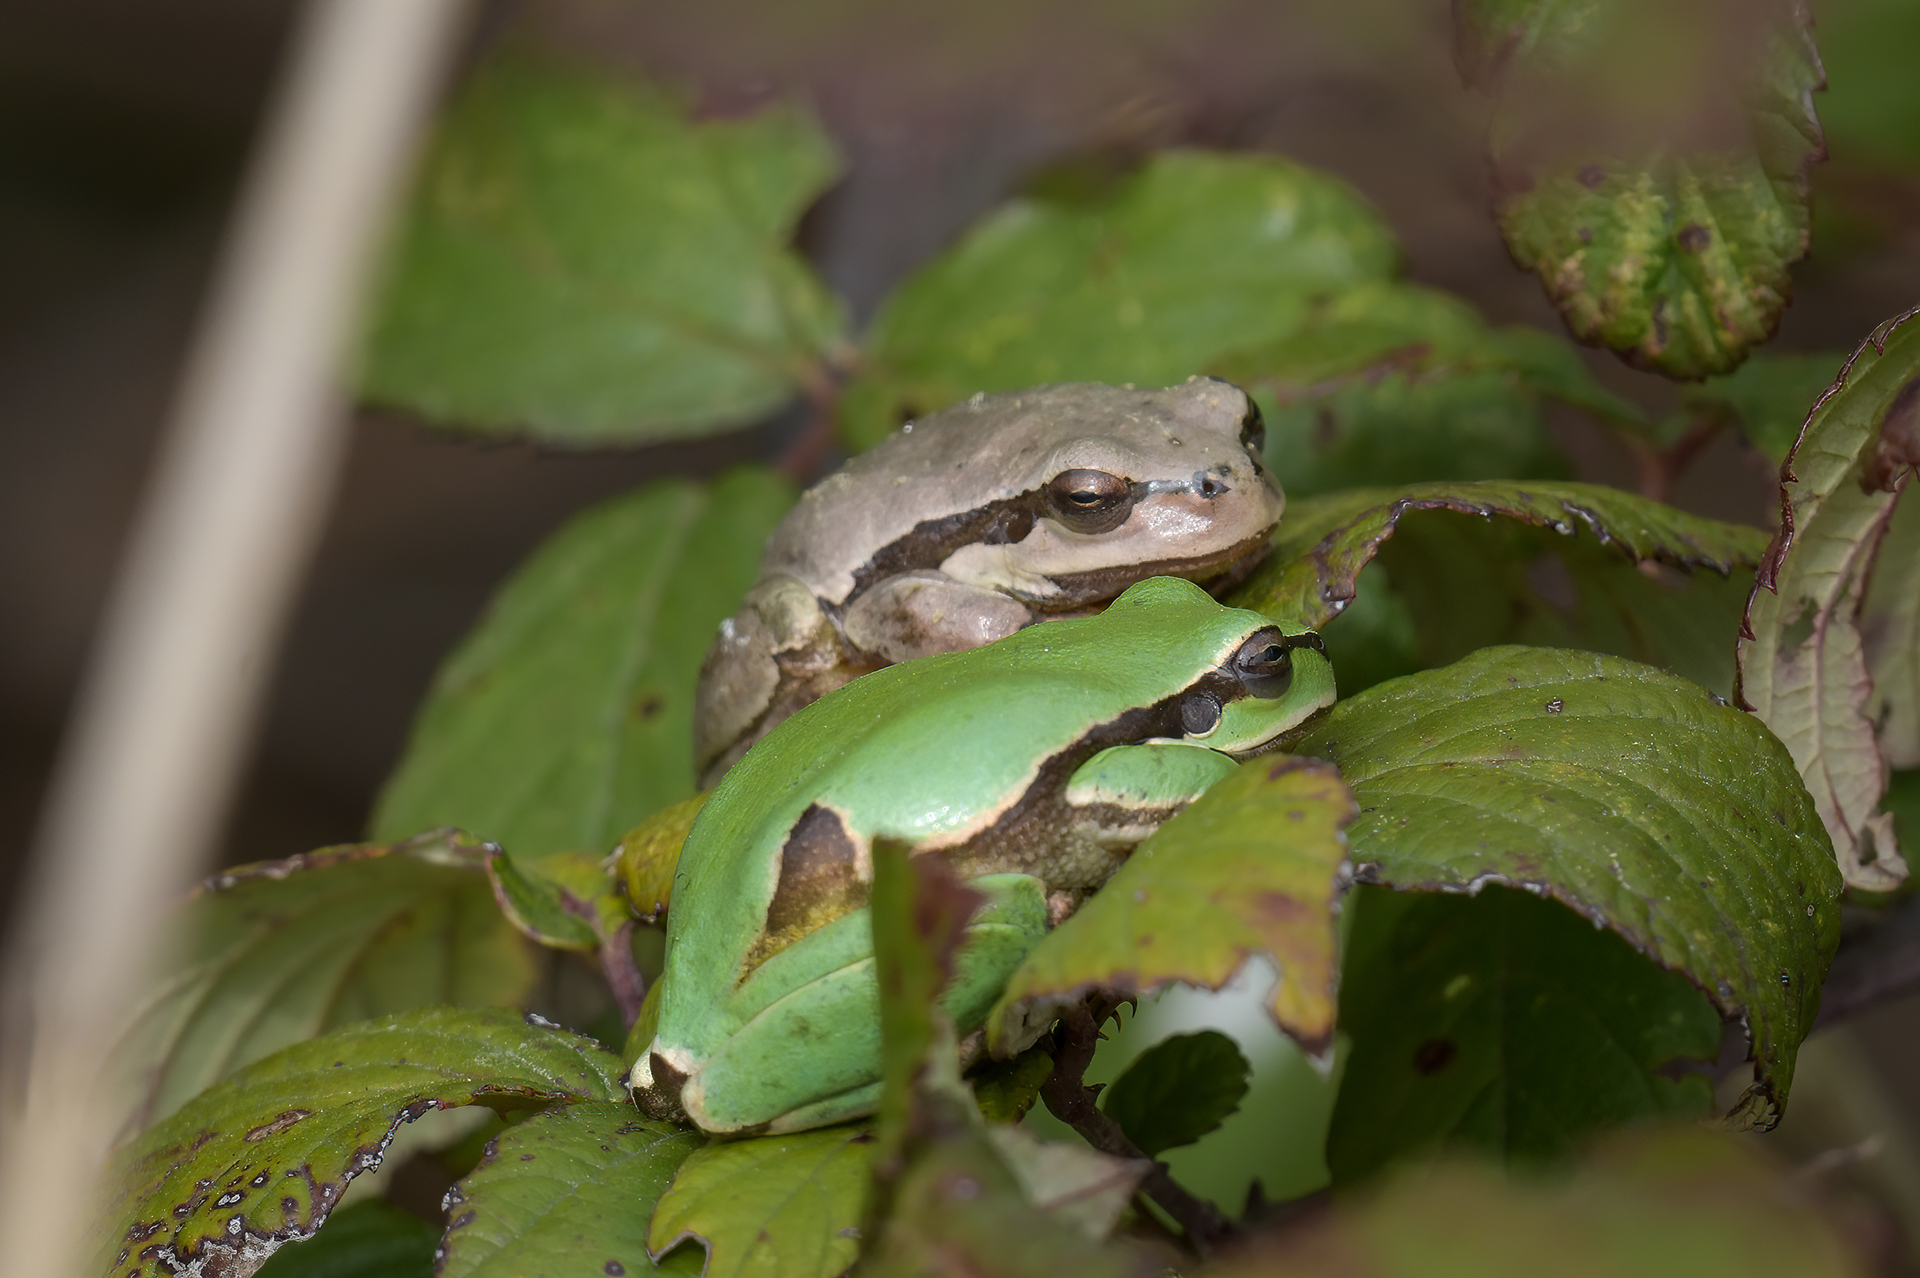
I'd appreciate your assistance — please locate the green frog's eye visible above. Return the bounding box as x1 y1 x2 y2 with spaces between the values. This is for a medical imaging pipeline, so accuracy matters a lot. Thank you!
1181 690 1223 736
1234 629 1296 699
1045 468 1134 534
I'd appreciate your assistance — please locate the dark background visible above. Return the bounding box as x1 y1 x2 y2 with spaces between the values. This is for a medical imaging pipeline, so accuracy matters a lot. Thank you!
3 0 1918 1238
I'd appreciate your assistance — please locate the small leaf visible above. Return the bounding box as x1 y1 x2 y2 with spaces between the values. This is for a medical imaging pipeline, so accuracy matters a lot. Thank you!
841 151 1397 450
1298 646 1843 1127
438 1101 701 1277
1738 309 1920 891
484 847 626 952
1679 350 1848 464
969 1047 1054 1125
613 792 709 920
647 1125 872 1278
990 757 1355 1056
1329 886 1720 1178
254 1200 437 1278
98 1008 624 1278
1459 0 1826 378
373 469 795 859
120 831 536 1128
363 53 846 444
1232 479 1768 629
1100 1031 1252 1158
1207 1126 1869 1277
863 1128 1152 1278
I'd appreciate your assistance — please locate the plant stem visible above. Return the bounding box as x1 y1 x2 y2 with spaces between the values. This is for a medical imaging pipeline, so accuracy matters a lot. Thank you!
1039 1000 1235 1257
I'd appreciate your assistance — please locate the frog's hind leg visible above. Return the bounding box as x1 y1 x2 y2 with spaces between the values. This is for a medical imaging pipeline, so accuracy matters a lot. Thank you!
681 873 1049 1135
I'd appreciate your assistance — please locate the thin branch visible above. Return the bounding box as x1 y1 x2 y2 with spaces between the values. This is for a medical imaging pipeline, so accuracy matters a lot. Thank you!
0 1 474 1268
600 920 647 1028
1040 1000 1235 1257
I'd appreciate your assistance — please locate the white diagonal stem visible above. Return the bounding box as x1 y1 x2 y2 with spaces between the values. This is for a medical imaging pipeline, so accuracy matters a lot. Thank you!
0 0 471 1270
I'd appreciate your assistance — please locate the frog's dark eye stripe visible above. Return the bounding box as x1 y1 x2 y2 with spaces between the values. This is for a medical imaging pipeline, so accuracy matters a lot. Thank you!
1232 627 1324 700
1181 690 1223 736
1045 468 1134 534
1238 399 1267 456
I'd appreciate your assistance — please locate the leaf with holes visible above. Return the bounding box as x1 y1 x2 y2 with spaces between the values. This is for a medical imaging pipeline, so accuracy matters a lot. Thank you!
839 151 1397 450
118 832 537 1130
437 1101 701 1277
1329 886 1721 1178
1231 480 1767 631
647 1125 872 1278
97 1007 624 1278
1458 0 1826 378
362 54 846 444
990 757 1354 1057
373 470 794 858
1298 646 1841 1128
1208 1127 1868 1278
1737 309 1920 891
1101 1031 1252 1159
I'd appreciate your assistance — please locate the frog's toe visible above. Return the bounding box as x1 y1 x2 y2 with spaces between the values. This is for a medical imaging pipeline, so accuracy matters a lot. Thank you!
629 1047 692 1124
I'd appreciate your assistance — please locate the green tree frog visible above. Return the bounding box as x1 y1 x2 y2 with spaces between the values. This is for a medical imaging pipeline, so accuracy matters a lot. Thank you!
633 576 1333 1135
693 378 1283 784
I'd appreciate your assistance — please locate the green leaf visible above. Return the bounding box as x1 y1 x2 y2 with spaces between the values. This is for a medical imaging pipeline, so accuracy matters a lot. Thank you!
99 1007 624 1278
438 1101 701 1276
373 469 795 857
1459 0 1825 378
840 151 1398 450
119 831 537 1128
1207 1126 1868 1277
613 792 709 920
969 1047 1054 1125
362 53 846 444
1100 1031 1251 1159
1297 646 1843 1127
1329 886 1719 1178
991 757 1355 1056
1231 480 1768 630
647 1125 872 1278
1214 282 1637 497
254 1200 437 1278
1737 309 1920 891
484 847 627 953
1679 350 1848 465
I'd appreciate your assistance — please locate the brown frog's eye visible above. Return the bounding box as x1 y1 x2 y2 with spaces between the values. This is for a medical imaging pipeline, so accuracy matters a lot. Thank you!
1239 400 1267 457
1044 468 1134 534
1233 628 1298 700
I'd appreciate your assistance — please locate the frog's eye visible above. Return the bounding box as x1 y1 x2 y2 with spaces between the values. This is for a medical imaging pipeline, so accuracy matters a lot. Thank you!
1181 691 1222 737
1233 629 1295 699
1239 401 1267 456
1045 468 1134 534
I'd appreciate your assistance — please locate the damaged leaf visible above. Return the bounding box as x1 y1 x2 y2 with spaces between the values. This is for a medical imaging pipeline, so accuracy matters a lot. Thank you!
362 53 846 444
647 1125 872 1278
1738 308 1920 891
990 757 1354 1057
120 831 536 1129
438 1101 701 1277
1329 886 1721 1178
1231 479 1767 629
99 1007 624 1278
485 847 627 953
1459 0 1826 378
373 470 793 859
1298 646 1842 1128
253 1199 438 1278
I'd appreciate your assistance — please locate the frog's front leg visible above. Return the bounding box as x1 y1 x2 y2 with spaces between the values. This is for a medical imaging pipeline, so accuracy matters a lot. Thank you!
840 571 1036 664
643 873 1049 1136
1065 741 1244 856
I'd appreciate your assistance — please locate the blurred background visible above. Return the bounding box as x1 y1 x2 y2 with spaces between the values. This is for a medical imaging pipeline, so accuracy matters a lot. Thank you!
3 0 1918 1239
